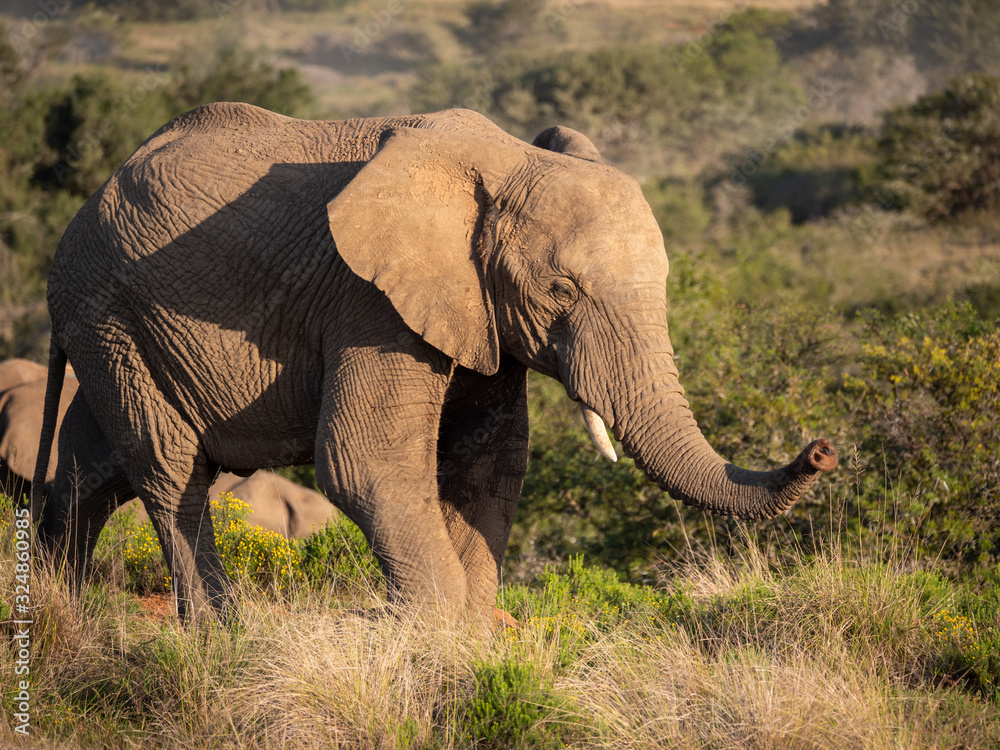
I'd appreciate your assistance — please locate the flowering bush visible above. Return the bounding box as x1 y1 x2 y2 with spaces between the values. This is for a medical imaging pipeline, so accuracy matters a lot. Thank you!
845 302 1000 576
121 491 304 594
927 605 1000 699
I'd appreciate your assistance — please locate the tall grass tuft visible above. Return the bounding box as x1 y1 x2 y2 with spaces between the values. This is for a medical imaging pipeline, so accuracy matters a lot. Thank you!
2 488 999 748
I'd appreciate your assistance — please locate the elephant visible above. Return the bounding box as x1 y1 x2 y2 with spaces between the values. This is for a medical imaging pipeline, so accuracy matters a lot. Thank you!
1 362 76 504
0 357 330 535
123 472 334 539
35 102 837 623
0 358 48 392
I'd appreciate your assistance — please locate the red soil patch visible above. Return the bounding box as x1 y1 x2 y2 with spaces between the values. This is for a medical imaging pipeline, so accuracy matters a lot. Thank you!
139 593 175 622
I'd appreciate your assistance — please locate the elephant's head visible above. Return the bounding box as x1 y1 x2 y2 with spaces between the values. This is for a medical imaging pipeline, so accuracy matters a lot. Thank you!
328 119 837 520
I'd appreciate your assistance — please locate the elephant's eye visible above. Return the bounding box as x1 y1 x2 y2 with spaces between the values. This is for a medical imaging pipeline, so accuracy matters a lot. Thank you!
550 278 579 306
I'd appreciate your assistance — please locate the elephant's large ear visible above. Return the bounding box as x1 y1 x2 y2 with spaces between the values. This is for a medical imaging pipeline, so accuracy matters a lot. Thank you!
532 126 603 163
328 127 520 376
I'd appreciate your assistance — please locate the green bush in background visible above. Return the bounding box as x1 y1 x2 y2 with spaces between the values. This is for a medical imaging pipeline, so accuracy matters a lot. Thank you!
412 17 803 168
868 74 1000 220
845 302 1000 578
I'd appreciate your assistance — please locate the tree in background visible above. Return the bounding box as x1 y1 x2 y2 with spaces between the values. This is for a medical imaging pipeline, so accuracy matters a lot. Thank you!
460 0 548 56
909 0 1000 84
871 74 1000 220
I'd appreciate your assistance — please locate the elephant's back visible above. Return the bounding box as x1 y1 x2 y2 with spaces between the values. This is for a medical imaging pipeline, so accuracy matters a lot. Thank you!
0 359 46 392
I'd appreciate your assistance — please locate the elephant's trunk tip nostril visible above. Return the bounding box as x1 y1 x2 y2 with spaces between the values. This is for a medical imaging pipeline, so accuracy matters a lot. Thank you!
805 438 838 472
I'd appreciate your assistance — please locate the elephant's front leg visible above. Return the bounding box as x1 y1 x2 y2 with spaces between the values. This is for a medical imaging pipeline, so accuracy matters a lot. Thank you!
437 360 530 623
314 345 469 616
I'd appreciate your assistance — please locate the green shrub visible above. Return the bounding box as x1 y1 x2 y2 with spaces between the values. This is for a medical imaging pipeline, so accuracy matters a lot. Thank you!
457 659 577 750
294 510 383 594
502 556 695 668
526 555 694 625
868 74 1000 220
844 301 1000 576
927 603 1000 700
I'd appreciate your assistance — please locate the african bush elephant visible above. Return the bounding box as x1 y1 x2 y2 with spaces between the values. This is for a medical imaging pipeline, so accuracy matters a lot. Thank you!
0 358 47 392
123 472 333 539
0 357 329 535
1 361 76 504
36 103 837 622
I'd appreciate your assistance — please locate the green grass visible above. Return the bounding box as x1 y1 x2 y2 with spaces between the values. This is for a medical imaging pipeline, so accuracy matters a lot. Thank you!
3 490 999 748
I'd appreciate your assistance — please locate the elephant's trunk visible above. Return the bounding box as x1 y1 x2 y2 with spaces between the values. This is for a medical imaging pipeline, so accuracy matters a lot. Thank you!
589 350 837 521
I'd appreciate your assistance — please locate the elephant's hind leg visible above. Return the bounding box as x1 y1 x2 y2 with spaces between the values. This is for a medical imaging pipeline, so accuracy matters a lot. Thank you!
67 330 232 621
42 391 135 588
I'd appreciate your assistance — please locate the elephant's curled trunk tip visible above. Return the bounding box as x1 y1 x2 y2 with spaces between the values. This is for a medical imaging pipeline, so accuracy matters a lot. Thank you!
800 438 838 473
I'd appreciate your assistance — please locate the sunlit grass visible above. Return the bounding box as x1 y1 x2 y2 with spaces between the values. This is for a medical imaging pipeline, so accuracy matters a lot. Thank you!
3 488 999 748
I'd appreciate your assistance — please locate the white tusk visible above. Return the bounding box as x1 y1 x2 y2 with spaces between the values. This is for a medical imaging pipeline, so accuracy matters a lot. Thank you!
580 404 617 462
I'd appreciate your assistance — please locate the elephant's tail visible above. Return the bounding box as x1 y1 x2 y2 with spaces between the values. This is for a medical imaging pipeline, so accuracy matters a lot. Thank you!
31 335 66 515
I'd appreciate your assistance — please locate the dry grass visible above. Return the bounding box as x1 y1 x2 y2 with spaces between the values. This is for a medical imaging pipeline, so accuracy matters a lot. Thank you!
3 493 998 748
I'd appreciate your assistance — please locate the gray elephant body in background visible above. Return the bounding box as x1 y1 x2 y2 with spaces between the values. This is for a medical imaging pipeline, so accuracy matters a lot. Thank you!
0 358 48 391
0 358 329 536
37 103 836 622
1 359 75 504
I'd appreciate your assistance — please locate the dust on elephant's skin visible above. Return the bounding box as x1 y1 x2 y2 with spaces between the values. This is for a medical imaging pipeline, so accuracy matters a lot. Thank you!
36 103 836 623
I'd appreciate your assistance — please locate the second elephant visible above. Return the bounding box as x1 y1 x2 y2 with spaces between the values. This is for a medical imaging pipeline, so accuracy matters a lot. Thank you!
0 358 329 536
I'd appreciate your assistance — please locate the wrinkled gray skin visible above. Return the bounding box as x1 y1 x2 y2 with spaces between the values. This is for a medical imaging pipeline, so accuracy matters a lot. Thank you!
36 103 837 623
